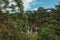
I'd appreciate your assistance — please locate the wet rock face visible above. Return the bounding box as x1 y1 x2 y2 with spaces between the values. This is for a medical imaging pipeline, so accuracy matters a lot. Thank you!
27 26 38 34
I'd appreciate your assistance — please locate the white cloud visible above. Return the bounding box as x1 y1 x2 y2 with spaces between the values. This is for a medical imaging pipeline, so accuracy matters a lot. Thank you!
34 8 38 10
9 0 37 11
9 2 17 6
2 0 37 11
23 0 36 11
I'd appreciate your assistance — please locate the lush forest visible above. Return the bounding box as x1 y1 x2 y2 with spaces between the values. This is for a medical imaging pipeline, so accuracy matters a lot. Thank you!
0 0 60 40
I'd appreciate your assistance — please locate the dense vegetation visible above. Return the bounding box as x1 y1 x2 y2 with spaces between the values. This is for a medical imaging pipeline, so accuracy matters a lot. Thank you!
0 0 60 40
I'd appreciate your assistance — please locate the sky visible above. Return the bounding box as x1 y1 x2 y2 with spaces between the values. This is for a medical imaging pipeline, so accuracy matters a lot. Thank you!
1 0 60 12
23 0 60 11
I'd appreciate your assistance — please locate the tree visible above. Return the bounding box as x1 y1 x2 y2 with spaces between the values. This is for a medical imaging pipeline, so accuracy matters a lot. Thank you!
14 0 24 13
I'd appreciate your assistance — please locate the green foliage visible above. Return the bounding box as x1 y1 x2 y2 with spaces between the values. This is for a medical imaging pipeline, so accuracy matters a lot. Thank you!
38 23 58 40
0 0 60 40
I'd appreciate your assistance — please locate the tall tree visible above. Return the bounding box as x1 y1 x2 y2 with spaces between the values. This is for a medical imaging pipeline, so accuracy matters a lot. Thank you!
14 0 24 13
